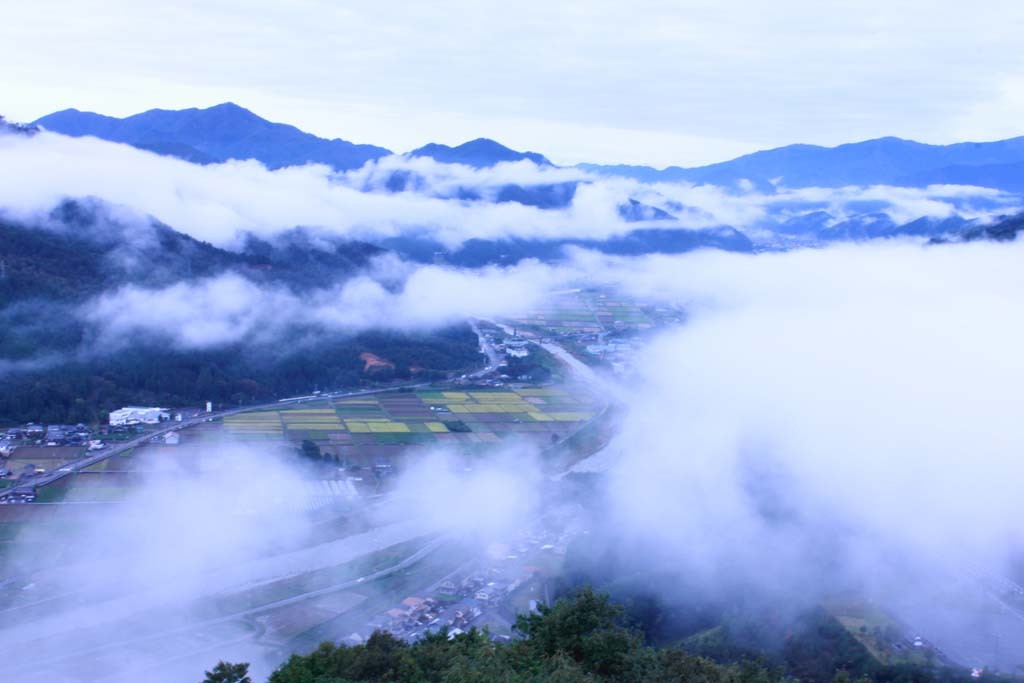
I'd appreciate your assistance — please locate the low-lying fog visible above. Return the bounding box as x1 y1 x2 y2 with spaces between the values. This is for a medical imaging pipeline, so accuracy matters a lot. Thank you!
4 233 1024 678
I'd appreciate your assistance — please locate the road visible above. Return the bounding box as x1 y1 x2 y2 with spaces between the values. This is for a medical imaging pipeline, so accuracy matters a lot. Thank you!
0 325 504 502
469 319 502 376
0 533 450 681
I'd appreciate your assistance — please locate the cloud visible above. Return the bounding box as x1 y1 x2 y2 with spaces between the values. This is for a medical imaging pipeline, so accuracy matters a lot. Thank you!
0 131 644 249
580 240 1024 612
345 153 589 193
389 444 545 539
79 260 570 350
1 130 1017 256
65 237 1024 589
0 444 318 680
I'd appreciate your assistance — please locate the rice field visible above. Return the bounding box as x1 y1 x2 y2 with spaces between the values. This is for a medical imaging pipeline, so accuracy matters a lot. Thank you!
219 386 601 465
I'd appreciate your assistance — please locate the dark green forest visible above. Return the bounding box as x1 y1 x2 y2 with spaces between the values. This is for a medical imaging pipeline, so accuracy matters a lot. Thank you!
211 589 986 683
0 211 482 424
0 327 482 424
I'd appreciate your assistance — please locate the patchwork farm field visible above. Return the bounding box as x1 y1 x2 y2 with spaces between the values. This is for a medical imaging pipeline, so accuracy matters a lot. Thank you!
10 383 602 530
221 386 601 466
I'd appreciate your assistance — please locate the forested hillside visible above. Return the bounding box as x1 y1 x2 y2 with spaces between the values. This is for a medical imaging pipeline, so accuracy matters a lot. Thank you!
0 201 384 304
0 327 481 424
0 206 482 424
251 589 984 683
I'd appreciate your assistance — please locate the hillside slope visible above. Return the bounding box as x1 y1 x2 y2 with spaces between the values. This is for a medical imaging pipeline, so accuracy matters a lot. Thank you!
0 205 481 424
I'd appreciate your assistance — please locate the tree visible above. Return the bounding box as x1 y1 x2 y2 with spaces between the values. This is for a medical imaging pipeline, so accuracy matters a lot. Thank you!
202 661 251 683
300 439 322 460
514 587 638 678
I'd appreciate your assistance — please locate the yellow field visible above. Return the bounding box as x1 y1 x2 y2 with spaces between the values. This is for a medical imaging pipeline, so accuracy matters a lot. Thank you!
547 412 592 421
448 404 532 414
515 388 566 396
286 423 345 430
282 416 343 422
425 422 449 433
368 423 410 433
224 413 283 434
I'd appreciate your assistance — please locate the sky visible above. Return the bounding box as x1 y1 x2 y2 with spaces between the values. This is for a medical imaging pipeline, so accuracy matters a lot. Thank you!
4 1 1024 166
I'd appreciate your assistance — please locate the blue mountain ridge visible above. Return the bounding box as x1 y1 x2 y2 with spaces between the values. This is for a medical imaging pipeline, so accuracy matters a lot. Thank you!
33 103 1024 192
578 136 1024 192
34 102 391 171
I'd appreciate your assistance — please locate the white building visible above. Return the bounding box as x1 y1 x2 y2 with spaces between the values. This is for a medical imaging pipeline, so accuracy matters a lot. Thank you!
108 407 170 426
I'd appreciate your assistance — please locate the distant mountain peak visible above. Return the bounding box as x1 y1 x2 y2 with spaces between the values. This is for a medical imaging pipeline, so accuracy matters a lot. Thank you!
189 101 264 123
207 101 247 112
33 103 391 171
458 138 519 153
409 138 551 168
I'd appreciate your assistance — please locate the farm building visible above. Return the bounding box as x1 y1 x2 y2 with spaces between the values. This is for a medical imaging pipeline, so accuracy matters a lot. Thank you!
108 407 170 426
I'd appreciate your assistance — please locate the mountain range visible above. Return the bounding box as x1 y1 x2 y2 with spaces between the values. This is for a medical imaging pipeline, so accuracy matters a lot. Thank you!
31 103 1024 193
18 103 1024 252
579 136 1024 193
34 102 391 170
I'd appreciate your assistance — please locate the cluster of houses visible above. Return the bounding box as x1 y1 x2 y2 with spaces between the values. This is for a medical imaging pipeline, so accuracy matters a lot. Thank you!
341 520 578 648
367 596 445 640
440 573 524 604
0 423 107 467
0 424 103 483
368 591 490 645
361 579 499 643
2 423 93 449
1 405 190 461
361 556 549 646
1 406 193 459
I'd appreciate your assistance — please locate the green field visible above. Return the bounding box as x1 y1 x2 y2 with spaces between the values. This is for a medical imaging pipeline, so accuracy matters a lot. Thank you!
220 387 600 465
